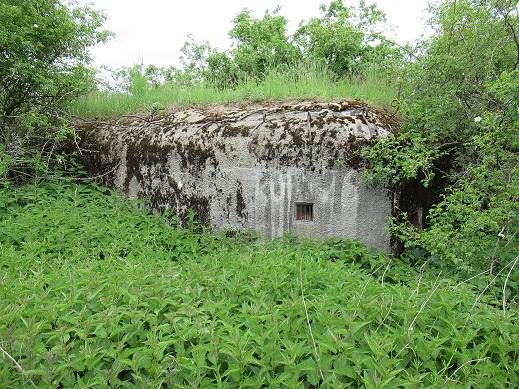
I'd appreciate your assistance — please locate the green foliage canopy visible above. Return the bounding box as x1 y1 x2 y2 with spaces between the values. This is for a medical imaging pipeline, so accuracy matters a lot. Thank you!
121 1 400 92
229 8 301 80
294 0 393 77
364 0 519 274
0 0 109 183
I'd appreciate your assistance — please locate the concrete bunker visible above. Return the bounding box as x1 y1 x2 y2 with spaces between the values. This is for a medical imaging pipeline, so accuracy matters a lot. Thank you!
78 100 398 251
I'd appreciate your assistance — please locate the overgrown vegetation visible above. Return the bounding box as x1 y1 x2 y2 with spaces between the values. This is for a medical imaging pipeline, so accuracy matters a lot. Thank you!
0 0 109 182
71 0 403 117
1 182 518 387
363 0 519 278
71 63 395 117
1 0 518 386
70 0 518 284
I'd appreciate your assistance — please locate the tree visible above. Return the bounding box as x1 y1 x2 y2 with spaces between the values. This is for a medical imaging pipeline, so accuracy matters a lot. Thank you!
364 0 519 275
0 0 109 183
229 8 301 80
178 35 240 89
165 8 301 88
294 0 396 77
205 52 240 89
178 34 215 82
128 1 398 90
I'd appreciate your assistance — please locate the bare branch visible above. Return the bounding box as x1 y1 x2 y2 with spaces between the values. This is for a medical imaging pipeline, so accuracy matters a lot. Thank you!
0 343 37 388
299 259 325 384
502 255 519 313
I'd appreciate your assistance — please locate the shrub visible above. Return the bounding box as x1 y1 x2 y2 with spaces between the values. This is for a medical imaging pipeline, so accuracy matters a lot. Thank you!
364 0 519 275
0 0 109 184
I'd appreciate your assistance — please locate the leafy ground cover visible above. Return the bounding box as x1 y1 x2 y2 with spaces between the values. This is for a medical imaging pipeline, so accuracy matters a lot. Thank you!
70 66 395 118
1 182 518 387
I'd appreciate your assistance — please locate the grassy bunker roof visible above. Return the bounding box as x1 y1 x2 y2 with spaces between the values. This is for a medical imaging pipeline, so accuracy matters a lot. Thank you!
78 99 400 173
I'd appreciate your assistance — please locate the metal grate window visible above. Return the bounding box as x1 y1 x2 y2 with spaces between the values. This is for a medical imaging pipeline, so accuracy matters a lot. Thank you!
296 203 314 221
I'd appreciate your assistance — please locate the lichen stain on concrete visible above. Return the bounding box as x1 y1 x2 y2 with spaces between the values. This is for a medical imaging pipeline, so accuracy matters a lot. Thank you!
236 182 247 220
77 99 398 250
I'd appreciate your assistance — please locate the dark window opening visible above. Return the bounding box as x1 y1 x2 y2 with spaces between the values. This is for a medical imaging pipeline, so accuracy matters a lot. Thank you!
296 203 314 221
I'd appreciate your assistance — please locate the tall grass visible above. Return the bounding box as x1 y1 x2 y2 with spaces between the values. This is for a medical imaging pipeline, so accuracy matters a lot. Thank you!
71 62 396 117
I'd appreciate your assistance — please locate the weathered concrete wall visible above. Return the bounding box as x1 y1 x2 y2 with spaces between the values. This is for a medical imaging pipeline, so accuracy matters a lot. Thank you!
79 100 396 250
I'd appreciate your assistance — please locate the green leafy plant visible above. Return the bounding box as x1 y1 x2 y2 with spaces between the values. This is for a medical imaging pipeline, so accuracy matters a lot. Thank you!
0 182 517 387
364 0 519 276
71 0 401 116
0 0 109 183
294 0 397 78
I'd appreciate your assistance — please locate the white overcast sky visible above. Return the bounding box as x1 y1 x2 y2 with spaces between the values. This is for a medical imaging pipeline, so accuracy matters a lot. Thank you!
78 0 432 69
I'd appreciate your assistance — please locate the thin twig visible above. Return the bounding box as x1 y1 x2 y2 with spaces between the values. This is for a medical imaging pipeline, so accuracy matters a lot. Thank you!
408 274 441 336
73 134 83 156
502 255 519 313
489 225 507 274
455 269 491 287
375 295 394 332
444 357 489 385
470 256 518 311
49 162 121 182
82 162 121 180
380 260 392 287
0 343 37 388
45 142 56 171
352 263 386 319
394 343 409 359
413 259 431 296
299 259 325 383
117 114 152 123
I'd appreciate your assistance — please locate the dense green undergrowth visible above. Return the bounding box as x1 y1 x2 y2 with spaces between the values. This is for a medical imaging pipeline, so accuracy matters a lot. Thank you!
70 66 395 118
0 182 518 387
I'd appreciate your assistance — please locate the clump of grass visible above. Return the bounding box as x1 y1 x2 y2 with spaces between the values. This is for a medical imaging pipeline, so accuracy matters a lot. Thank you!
0 181 517 387
71 62 396 117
